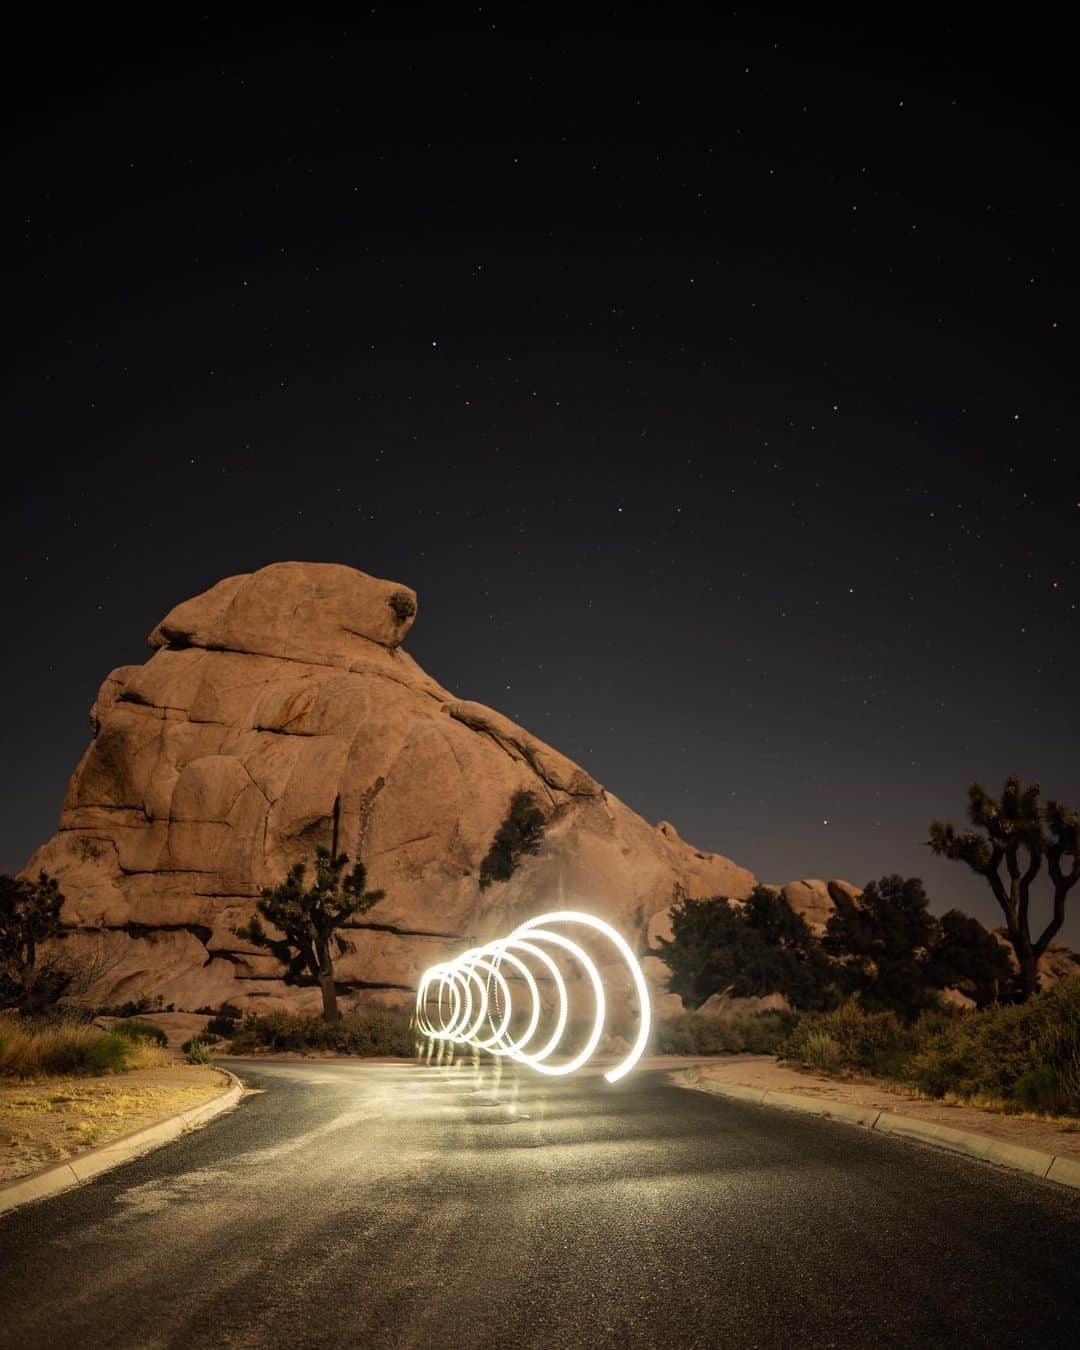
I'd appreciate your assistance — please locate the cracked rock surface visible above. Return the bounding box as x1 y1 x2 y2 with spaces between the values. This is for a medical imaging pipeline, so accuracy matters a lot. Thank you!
24 561 756 1014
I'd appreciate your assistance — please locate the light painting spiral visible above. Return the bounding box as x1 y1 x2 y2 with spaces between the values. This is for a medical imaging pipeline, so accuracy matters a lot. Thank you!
415 910 651 1083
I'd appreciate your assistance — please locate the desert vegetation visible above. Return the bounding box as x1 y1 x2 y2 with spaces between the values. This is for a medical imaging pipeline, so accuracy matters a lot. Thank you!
235 846 386 1021
658 886 842 1012
655 779 1080 1118
478 790 546 889
782 977 1080 1116
657 875 1011 1018
224 1008 414 1057
929 776 1079 1000
0 871 71 1013
654 1010 791 1056
0 1013 169 1079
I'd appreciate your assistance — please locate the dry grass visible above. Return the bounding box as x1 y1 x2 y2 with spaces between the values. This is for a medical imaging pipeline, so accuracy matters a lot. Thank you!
0 1015 125 1078
0 1065 228 1182
0 1014 173 1080
782 978 1080 1119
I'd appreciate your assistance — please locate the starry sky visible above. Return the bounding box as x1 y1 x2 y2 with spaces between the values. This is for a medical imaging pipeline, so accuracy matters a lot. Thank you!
4 19 1078 942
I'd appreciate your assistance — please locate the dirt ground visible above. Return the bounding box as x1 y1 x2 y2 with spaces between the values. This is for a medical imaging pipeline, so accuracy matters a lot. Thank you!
693 1055 1080 1161
0 1065 229 1183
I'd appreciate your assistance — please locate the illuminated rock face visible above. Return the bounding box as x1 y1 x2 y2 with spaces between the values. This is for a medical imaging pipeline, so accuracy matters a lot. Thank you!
24 562 756 1014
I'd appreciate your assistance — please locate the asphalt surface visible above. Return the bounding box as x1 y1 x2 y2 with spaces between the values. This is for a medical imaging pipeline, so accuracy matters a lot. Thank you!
2 1058 1079 1349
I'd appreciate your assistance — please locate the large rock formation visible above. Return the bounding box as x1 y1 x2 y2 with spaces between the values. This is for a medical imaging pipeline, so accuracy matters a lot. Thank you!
24 562 756 1014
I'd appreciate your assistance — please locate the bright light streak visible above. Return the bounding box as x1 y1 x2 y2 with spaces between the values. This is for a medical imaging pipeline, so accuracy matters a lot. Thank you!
415 910 652 1083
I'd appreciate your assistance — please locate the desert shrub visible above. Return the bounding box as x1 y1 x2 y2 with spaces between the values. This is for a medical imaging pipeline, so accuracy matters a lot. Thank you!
206 1006 242 1038
904 978 1080 1112
184 1038 215 1065
0 1014 136 1077
782 977 1080 1116
1011 1066 1061 1112
823 875 942 1018
227 1008 414 1057
338 1009 415 1056
182 1031 220 1052
654 1011 791 1056
113 1018 168 1047
84 1032 136 1074
782 1000 958 1077
796 1029 844 1072
125 1039 171 1070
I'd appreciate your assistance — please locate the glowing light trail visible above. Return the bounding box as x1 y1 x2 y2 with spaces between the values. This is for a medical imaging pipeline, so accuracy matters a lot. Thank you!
415 910 651 1083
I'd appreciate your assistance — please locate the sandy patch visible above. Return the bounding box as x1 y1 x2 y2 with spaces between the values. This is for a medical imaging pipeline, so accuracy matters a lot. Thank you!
0 1065 229 1183
692 1054 1080 1161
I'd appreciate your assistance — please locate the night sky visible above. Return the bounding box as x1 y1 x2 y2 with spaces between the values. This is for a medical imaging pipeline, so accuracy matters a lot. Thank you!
4 20 1077 942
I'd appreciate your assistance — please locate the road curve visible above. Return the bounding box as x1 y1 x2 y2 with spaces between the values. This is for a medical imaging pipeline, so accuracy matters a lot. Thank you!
1 1059 1078 1349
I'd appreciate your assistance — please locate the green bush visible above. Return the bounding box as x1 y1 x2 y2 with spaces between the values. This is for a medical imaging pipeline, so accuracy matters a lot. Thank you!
781 977 1080 1116
795 1029 844 1072
184 1038 215 1065
784 1002 922 1074
85 1032 137 1074
1011 1065 1061 1112
227 1008 414 1057
654 1011 791 1056
0 1014 136 1077
112 1018 168 1047
182 1031 220 1052
206 1006 242 1039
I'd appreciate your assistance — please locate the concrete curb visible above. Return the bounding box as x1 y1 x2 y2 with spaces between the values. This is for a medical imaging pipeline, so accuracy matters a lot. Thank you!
673 1069 1080 1192
0 1066 244 1217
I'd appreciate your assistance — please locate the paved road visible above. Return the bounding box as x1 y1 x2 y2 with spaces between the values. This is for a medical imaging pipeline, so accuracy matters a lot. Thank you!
2 1059 1079 1349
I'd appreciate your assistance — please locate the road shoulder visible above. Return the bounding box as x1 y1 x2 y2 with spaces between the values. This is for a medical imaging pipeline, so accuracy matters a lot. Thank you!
675 1056 1080 1190
0 1066 243 1216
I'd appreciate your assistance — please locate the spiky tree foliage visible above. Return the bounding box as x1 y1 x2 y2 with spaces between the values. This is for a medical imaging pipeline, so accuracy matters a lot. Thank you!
0 871 70 1012
478 790 546 890
236 849 385 1021
928 777 1080 1000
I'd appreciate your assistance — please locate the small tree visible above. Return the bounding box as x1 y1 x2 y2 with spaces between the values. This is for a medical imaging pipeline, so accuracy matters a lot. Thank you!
657 887 841 1012
58 930 129 1002
925 909 1013 1009
478 790 546 890
236 848 384 1021
0 871 70 1012
823 874 940 1018
929 777 1080 1000
821 876 1009 1014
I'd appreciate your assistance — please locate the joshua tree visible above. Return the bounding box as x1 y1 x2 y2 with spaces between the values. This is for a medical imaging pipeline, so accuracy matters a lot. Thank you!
236 848 385 1021
928 777 1079 1000
0 871 70 1011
